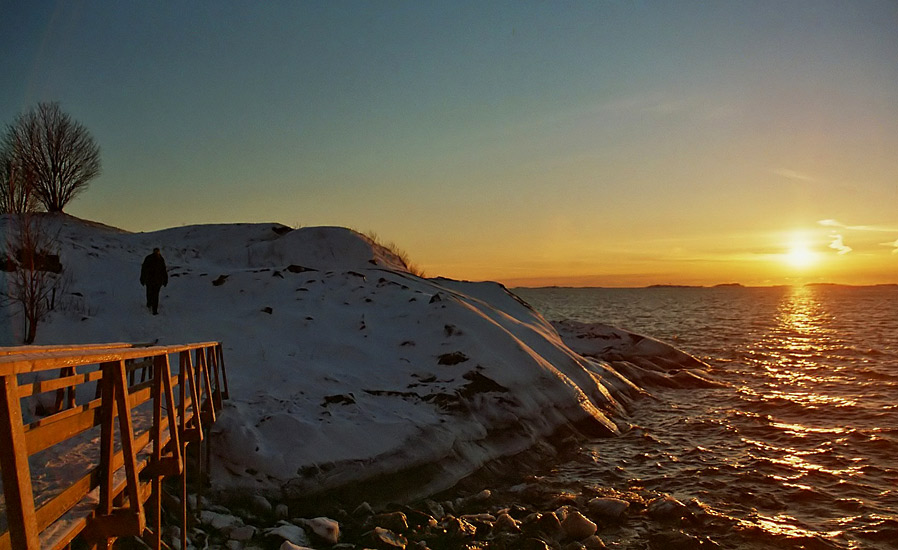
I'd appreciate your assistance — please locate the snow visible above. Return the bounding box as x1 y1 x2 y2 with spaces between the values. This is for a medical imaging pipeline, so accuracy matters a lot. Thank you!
1 214 713 503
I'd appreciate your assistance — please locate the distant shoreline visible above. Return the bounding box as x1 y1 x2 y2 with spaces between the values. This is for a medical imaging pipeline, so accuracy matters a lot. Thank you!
513 282 898 290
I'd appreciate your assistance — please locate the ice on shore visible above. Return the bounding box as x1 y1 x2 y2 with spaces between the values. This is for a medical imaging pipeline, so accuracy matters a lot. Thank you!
0 214 713 502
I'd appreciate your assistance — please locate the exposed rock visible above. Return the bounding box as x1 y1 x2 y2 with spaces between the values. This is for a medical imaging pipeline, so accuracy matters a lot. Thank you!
561 510 597 541
14 249 62 273
353 501 375 517
363 526 408 550
519 537 552 550
228 524 257 541
424 500 445 518
372 511 409 533
646 495 689 521
265 521 310 546
460 489 492 506
459 371 509 397
523 512 563 540
402 508 438 530
443 516 477 540
248 494 273 516
494 512 521 533
299 517 340 544
587 497 629 521
670 370 727 388
582 535 607 549
437 351 468 365
199 510 243 531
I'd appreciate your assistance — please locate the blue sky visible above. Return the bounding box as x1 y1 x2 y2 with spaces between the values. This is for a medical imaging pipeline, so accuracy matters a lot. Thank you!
2 1 897 285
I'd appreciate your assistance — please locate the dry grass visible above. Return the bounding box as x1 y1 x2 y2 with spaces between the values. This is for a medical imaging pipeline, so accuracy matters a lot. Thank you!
362 230 426 278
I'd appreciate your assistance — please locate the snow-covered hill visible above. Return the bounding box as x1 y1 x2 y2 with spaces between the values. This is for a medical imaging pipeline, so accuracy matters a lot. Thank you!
0 214 712 503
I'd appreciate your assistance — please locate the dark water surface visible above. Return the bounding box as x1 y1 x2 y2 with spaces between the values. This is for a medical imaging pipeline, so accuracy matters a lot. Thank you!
514 285 898 549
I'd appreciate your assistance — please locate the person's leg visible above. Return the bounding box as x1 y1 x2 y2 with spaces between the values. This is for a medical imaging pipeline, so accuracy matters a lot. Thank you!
149 285 160 314
146 285 153 309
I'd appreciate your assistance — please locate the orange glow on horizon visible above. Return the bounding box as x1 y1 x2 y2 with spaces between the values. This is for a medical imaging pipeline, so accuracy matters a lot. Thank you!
424 226 897 289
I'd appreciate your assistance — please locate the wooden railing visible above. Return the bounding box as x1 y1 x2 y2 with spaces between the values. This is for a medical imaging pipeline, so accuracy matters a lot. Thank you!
0 342 229 550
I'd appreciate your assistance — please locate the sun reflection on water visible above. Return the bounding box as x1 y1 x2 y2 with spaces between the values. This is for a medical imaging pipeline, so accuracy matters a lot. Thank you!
519 286 898 548
751 286 850 397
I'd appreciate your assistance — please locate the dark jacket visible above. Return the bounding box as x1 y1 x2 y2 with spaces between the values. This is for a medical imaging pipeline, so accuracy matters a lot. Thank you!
140 252 168 287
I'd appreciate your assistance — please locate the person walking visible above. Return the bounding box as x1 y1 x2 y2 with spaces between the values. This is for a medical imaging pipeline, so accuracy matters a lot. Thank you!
140 248 168 315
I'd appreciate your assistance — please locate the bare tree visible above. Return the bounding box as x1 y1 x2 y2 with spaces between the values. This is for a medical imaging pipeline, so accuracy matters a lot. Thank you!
1 214 65 344
0 147 38 213
4 102 100 212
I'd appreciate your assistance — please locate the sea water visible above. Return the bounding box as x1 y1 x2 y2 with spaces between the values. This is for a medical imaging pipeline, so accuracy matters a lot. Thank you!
514 285 898 549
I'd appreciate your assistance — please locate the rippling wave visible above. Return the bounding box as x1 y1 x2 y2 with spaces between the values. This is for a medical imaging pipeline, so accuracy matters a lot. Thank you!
515 285 898 549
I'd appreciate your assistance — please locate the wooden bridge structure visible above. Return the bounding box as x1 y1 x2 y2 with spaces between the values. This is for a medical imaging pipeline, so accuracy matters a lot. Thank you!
0 341 229 550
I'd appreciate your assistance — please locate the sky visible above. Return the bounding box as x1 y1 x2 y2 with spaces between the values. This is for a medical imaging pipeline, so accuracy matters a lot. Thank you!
2 1 897 287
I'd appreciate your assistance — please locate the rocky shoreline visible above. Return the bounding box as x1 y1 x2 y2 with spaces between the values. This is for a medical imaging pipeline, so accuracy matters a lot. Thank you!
150 472 740 550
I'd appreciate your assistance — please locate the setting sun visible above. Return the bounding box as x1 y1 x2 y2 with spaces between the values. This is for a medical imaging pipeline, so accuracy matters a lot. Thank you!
785 242 818 269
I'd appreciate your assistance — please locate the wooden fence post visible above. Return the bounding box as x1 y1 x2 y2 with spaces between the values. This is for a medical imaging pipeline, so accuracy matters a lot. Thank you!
216 344 229 400
111 359 145 534
148 355 163 550
96 361 116 550
0 373 40 549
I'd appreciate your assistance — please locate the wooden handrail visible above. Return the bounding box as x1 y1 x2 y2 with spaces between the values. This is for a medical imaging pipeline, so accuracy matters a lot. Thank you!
0 342 222 376
0 341 228 550
0 343 137 357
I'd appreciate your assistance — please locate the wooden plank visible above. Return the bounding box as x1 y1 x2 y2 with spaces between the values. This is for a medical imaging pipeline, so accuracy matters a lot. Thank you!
41 510 94 550
24 405 103 455
24 396 155 458
0 374 41 549
127 381 154 409
25 395 102 433
17 368 102 398
35 467 98 532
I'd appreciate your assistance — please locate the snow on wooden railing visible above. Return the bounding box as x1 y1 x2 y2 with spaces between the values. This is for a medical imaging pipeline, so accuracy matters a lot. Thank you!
0 341 229 550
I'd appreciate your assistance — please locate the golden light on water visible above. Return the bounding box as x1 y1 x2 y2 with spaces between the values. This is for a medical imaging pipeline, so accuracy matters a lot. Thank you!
744 515 844 541
746 287 860 410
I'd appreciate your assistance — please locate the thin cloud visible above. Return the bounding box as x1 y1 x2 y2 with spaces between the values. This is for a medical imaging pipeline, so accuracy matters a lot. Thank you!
881 238 898 254
818 219 898 232
828 234 852 255
774 169 817 183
